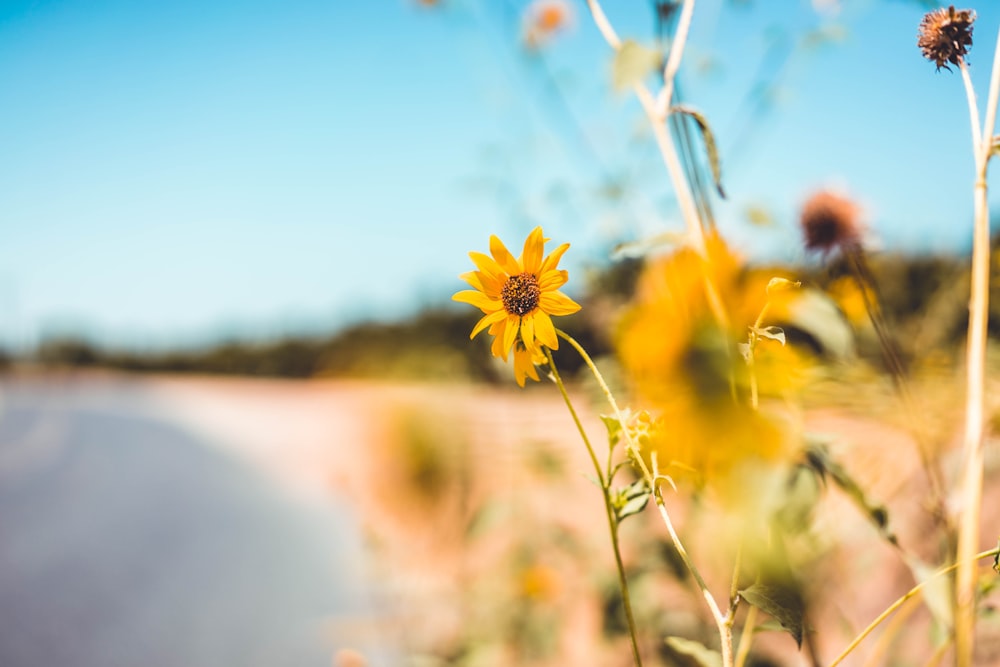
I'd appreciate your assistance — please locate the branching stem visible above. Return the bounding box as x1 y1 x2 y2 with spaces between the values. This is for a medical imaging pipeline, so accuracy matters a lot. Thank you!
556 328 733 667
543 347 643 667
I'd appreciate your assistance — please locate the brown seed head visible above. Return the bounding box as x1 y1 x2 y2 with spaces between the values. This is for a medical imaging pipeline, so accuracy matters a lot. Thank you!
501 272 541 316
799 191 862 254
918 6 976 71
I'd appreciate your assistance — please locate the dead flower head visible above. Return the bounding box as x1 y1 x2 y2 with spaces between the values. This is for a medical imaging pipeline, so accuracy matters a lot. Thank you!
918 6 976 71
799 190 863 255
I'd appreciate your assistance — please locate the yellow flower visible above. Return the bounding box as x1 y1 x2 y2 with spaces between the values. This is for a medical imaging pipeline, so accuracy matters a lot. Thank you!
615 233 800 495
512 341 548 387
453 227 581 386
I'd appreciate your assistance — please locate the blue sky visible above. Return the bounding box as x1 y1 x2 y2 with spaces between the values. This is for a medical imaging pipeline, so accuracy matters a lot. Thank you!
0 0 997 350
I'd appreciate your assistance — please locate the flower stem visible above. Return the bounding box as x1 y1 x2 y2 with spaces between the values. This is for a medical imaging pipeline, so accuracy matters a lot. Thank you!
556 328 733 666
827 547 1000 667
543 347 643 667
746 303 771 410
584 0 732 345
734 604 757 667
955 42 1000 666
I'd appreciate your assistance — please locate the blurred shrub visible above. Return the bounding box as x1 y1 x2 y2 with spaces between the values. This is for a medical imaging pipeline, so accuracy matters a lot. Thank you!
22 244 1000 380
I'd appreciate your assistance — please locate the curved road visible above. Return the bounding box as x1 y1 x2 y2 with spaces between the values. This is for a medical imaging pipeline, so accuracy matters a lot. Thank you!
0 379 387 667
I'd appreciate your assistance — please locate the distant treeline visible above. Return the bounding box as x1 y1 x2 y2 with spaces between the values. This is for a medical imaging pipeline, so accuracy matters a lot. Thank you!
27 307 609 382
14 248 1000 381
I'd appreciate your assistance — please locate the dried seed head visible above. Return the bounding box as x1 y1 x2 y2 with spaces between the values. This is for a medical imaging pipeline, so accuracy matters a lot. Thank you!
918 6 976 71
800 191 862 255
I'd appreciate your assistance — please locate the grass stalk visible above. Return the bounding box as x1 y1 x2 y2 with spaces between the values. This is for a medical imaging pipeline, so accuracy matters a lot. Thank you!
828 547 1000 667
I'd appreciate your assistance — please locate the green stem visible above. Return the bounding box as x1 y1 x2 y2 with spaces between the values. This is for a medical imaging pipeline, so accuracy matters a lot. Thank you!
556 328 732 666
747 303 771 410
827 547 1000 667
543 347 643 667
733 604 757 667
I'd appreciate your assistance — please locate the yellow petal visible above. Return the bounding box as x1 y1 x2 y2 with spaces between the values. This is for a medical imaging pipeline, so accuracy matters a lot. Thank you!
491 330 508 360
540 243 570 273
459 271 485 291
490 235 520 276
502 314 519 358
469 251 507 281
471 309 507 340
453 290 501 312
539 290 581 316
479 271 504 296
513 345 541 387
520 227 545 273
533 310 558 349
539 269 568 291
520 311 535 350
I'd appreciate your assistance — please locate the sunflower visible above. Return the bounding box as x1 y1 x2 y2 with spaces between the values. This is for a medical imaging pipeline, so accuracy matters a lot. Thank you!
453 227 581 386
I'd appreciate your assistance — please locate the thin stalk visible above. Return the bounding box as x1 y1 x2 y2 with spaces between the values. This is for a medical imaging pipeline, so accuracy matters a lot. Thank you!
747 302 771 410
920 639 952 667
543 347 643 667
955 40 1000 666
734 604 758 667
584 0 732 343
556 328 733 666
961 62 983 157
860 592 920 667
840 245 951 529
844 246 907 390
655 0 696 117
729 540 744 606
827 547 1000 667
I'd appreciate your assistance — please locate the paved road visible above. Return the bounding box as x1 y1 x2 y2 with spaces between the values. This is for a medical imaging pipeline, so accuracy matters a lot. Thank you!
0 379 387 667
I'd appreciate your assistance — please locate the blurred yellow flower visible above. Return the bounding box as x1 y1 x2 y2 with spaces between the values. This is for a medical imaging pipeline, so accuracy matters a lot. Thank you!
453 227 581 386
616 233 800 495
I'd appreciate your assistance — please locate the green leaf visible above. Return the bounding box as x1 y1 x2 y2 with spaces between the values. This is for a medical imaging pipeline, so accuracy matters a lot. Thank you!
751 325 786 346
775 463 822 533
745 204 775 227
669 104 726 198
600 414 622 449
754 619 787 634
739 583 805 647
611 231 691 260
611 40 662 91
615 478 651 522
806 443 898 546
616 491 650 521
663 636 722 667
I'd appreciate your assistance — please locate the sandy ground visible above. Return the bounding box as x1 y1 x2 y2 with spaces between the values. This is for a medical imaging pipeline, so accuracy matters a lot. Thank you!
87 373 1000 666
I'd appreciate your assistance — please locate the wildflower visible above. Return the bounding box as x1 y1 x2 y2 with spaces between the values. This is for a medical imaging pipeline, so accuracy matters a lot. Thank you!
918 6 975 71
615 234 799 497
523 0 573 49
453 227 581 386
799 190 863 255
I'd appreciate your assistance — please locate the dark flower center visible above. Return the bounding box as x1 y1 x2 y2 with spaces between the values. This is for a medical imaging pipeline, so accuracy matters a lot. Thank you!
501 272 541 316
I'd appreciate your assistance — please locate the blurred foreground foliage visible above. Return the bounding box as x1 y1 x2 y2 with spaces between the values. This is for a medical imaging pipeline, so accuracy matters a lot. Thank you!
20 243 1000 381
